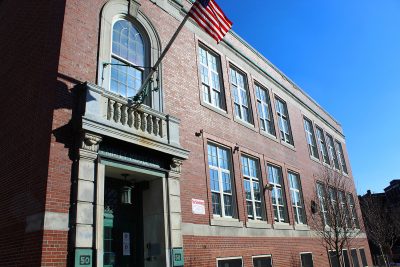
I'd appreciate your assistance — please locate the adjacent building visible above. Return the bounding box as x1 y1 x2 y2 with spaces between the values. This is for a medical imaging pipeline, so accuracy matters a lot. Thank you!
360 180 400 265
0 0 371 266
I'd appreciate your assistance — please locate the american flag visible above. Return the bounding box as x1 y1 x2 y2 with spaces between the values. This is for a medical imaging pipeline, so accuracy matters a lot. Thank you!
189 0 233 43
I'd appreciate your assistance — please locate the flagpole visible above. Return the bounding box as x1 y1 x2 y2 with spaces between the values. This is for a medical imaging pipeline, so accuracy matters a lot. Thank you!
130 8 192 104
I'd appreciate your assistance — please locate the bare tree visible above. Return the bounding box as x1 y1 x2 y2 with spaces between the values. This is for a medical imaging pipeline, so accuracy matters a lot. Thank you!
359 192 400 267
308 167 362 267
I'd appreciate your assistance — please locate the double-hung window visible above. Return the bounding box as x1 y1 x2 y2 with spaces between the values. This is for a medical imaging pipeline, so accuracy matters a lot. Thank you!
300 253 314 267
230 67 252 123
242 156 263 220
316 183 329 226
111 20 145 98
304 118 319 159
253 255 273 267
255 84 275 135
326 134 340 170
288 172 306 224
315 126 330 165
268 165 288 223
198 45 225 109
208 143 234 217
347 193 360 228
275 97 293 145
217 258 243 267
338 191 351 228
335 141 348 174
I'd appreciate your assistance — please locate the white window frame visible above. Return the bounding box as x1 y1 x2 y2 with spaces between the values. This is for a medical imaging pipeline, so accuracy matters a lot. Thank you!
216 257 243 267
109 19 146 98
350 248 360 267
326 134 340 170
252 254 273 267
300 252 314 267
255 83 275 136
288 172 306 224
268 164 288 223
242 156 263 220
230 67 252 124
98 2 163 111
208 143 234 218
316 182 329 226
328 250 340 267
198 45 225 110
358 248 368 267
315 126 330 165
275 97 293 145
342 249 351 267
347 193 360 229
335 140 348 174
338 190 351 228
303 118 319 159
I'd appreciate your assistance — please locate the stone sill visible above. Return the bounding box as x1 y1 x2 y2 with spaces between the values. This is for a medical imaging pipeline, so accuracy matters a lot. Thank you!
246 220 272 229
211 217 243 228
273 223 293 230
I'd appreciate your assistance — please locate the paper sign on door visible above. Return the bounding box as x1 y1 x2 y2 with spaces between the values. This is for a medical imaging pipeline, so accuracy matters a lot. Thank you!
123 232 131 256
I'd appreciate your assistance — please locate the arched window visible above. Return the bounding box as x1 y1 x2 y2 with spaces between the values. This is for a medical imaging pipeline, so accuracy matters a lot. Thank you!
110 20 145 98
98 0 163 111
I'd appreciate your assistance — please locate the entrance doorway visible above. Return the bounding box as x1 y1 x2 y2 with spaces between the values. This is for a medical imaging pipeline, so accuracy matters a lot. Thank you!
101 164 168 267
104 177 144 267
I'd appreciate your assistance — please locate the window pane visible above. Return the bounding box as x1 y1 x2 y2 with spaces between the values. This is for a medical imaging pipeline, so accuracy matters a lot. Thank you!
199 46 224 108
351 249 360 267
210 169 219 191
253 257 272 267
359 249 368 267
218 258 242 267
343 250 351 267
329 251 340 267
224 195 233 216
301 253 314 267
212 192 221 215
230 67 252 123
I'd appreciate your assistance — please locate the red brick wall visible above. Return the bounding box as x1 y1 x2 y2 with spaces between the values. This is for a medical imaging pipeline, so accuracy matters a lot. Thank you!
183 236 372 267
0 0 66 266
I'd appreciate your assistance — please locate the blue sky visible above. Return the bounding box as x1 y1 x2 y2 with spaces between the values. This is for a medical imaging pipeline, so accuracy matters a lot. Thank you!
217 0 400 194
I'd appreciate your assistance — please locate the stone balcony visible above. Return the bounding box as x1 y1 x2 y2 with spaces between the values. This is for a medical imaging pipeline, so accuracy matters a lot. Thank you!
79 82 189 159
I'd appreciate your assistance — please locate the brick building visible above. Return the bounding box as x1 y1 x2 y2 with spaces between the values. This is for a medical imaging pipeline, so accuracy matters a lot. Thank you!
359 180 400 264
0 0 371 266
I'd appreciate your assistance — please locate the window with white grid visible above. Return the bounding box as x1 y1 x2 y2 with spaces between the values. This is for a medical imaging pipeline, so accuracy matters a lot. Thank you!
316 126 330 165
230 67 252 123
268 164 288 223
316 183 329 226
326 134 340 170
303 118 319 159
288 172 306 224
347 193 360 228
275 97 293 145
242 156 263 220
110 19 145 98
208 143 234 217
255 84 275 136
335 141 348 174
198 45 225 109
338 190 351 228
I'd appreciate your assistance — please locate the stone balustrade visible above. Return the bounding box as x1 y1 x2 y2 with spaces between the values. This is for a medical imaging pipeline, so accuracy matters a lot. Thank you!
81 82 183 150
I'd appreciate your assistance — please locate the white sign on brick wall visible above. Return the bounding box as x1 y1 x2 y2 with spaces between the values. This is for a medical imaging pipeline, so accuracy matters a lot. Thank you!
192 199 205 215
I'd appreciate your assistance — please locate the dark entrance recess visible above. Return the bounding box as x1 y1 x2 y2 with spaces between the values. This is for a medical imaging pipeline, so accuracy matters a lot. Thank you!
104 177 146 267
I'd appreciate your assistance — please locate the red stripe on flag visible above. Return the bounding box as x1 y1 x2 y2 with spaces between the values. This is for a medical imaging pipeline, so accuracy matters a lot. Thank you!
189 0 232 43
191 8 223 40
